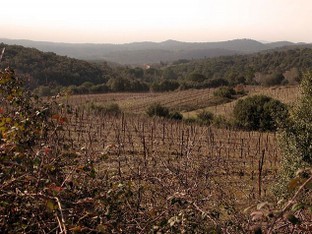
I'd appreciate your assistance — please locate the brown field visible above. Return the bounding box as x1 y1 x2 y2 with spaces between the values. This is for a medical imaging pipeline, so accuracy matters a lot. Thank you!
59 109 280 218
3 63 311 232
58 86 298 213
50 84 309 232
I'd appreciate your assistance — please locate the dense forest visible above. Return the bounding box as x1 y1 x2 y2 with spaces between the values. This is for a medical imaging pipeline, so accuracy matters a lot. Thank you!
167 47 312 86
1 43 312 95
0 43 112 87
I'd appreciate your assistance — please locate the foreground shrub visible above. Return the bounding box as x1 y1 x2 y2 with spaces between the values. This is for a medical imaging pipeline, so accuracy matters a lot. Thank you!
281 72 312 165
0 68 66 232
276 72 312 196
248 73 312 233
0 68 144 233
233 95 288 131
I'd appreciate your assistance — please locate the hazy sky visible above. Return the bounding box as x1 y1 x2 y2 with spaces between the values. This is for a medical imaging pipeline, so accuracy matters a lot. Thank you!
1 0 312 43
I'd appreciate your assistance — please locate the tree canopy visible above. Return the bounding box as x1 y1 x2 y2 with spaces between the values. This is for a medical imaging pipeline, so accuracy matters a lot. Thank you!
233 95 288 131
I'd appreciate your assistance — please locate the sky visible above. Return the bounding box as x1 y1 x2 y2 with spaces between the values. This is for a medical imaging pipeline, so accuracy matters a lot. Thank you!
1 0 312 44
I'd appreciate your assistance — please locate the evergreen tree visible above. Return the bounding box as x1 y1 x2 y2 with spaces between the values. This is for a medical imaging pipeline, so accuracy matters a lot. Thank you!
277 72 312 195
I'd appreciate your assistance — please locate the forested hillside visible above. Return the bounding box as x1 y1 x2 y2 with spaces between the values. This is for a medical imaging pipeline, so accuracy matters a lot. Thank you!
1 43 312 95
164 47 312 88
0 43 113 88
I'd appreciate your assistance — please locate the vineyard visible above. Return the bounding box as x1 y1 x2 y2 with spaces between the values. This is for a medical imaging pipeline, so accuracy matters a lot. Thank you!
64 109 280 201
65 85 299 117
48 105 279 232
1 67 311 233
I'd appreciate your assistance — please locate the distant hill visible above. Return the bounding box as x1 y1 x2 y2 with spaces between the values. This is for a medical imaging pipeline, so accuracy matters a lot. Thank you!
0 38 305 65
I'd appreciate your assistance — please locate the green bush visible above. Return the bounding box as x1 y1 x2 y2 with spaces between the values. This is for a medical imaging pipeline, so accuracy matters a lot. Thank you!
271 72 312 210
169 111 183 120
107 77 130 92
212 115 232 128
233 95 288 131
278 72 312 185
213 87 236 98
196 110 214 125
204 78 229 88
146 103 170 118
89 83 110 93
183 116 197 124
187 73 206 82
151 80 180 92
179 78 229 90
262 72 285 86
